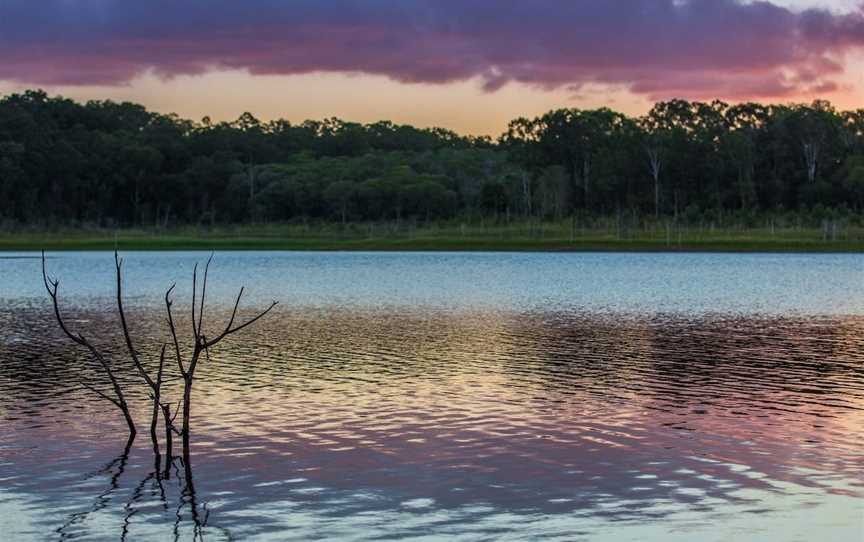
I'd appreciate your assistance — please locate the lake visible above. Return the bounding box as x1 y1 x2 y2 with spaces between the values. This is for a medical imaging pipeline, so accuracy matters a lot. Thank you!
1 251 862 541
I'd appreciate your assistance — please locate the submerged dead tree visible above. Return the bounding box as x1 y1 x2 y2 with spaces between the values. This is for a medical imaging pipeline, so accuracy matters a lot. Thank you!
42 251 277 472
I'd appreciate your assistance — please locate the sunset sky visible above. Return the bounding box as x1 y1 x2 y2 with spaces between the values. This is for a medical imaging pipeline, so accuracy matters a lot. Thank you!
1 0 863 135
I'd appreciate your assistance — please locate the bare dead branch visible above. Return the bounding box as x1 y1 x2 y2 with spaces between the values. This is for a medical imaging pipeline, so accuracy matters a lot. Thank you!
220 287 244 338
196 253 214 340
116 251 156 391
204 297 278 348
191 262 199 342
42 251 136 436
156 343 166 388
42 251 88 349
169 400 181 425
80 381 120 407
161 399 182 437
148 344 168 456
165 284 185 376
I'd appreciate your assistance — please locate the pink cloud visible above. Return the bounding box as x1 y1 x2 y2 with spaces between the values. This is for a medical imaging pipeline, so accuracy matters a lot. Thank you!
0 1 862 101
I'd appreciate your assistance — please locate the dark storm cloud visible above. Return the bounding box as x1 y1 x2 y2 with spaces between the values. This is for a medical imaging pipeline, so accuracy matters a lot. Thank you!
1 0 863 99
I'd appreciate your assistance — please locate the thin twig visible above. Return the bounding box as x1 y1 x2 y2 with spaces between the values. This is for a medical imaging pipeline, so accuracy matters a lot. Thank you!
80 382 120 407
165 284 185 376
191 262 199 342
204 297 278 348
196 253 213 340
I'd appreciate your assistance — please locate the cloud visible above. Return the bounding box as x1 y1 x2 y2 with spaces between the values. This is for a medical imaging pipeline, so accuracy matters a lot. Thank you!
1 0 863 101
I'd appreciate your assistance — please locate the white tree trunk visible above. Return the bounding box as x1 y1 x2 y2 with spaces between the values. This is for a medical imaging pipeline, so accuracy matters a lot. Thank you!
802 141 819 184
646 147 662 218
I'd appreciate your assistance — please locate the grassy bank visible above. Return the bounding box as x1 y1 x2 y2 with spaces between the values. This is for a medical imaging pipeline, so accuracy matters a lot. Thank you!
4 222 864 252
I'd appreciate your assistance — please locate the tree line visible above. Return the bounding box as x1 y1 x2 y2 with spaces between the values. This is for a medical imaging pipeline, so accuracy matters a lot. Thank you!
1 89 863 229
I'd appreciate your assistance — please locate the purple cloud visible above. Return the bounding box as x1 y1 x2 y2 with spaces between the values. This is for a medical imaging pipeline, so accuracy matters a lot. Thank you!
1 0 863 100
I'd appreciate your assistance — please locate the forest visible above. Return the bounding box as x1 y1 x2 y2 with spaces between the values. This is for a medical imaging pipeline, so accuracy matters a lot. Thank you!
1 89 863 230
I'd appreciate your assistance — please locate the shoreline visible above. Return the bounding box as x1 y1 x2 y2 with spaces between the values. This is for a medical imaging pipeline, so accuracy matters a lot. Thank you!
3 234 864 253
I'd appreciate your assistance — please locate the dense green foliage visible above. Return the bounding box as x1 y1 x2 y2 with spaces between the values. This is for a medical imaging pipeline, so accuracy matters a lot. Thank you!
1 90 863 229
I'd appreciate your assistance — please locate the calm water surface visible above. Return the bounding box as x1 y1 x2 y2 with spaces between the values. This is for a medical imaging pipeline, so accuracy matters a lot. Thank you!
0 252 862 541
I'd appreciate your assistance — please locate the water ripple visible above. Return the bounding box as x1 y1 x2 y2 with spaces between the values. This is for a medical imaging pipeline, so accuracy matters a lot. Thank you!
1 304 862 540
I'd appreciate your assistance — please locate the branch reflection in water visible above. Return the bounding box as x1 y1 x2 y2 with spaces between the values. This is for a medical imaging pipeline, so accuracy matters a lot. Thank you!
55 437 226 541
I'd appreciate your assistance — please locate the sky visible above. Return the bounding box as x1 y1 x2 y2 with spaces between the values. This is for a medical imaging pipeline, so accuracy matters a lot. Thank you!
0 0 863 135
